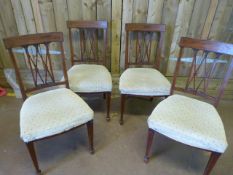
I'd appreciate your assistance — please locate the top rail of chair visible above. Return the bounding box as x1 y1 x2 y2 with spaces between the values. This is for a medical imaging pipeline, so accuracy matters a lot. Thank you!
179 37 233 56
4 32 63 49
125 23 165 32
67 20 108 29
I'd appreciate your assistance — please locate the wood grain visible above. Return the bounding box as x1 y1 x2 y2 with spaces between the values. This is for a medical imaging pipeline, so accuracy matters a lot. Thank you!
97 0 112 69
31 0 44 33
120 0 133 71
21 0 37 34
201 0 218 39
82 0 97 20
111 0 122 74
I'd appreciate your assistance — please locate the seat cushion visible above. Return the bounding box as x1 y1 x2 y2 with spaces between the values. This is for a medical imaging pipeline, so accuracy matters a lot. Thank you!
20 88 94 142
148 94 228 153
67 64 112 93
119 68 171 96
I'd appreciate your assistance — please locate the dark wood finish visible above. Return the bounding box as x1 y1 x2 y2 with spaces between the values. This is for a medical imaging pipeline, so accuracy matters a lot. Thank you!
171 37 233 107
179 37 233 55
26 142 41 174
125 23 165 32
121 23 167 124
67 20 107 29
106 92 111 121
3 32 69 101
120 94 126 125
144 131 222 175
86 120 94 154
144 37 232 174
67 20 111 121
3 32 63 49
144 128 154 163
67 20 107 65
125 23 165 69
3 33 94 173
103 93 106 99
203 152 221 175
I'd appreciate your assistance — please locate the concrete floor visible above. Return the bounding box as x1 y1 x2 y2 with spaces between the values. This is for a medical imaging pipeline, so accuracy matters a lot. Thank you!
0 95 233 175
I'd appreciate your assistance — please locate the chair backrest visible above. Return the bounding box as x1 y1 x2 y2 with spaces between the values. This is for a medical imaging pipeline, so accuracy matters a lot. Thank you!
67 20 107 66
171 37 233 107
124 23 165 70
3 32 69 101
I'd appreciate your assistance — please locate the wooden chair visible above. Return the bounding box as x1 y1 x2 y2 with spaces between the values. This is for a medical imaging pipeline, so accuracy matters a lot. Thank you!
144 37 233 175
3 32 94 174
119 23 170 124
67 20 112 121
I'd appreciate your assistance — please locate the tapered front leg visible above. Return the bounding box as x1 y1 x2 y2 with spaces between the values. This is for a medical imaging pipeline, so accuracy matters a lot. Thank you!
203 152 221 175
86 120 94 154
120 94 126 125
144 128 155 163
25 142 41 174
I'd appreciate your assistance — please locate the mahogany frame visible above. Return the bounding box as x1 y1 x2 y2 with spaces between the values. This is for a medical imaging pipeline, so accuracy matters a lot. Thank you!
67 20 107 65
171 37 233 107
120 23 167 125
4 32 69 101
144 37 233 175
67 20 111 121
3 32 94 174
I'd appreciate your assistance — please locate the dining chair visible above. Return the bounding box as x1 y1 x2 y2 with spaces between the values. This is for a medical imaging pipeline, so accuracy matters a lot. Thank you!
144 37 233 175
3 32 94 174
119 23 170 125
67 20 112 121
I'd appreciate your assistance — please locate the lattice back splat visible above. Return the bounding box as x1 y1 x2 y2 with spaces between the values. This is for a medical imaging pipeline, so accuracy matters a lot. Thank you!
171 37 233 107
79 29 98 62
24 44 56 86
67 20 107 66
3 32 69 101
125 23 165 70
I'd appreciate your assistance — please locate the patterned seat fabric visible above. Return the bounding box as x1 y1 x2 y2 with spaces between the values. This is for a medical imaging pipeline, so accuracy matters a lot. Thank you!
148 94 228 153
119 68 171 96
67 64 112 93
20 88 94 142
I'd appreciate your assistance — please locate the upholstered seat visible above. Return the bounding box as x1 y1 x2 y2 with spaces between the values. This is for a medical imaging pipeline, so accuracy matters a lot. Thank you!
119 68 171 96
67 64 112 93
148 94 228 153
20 88 94 142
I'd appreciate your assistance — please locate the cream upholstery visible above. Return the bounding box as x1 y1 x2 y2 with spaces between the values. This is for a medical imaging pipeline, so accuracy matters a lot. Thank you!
148 94 228 153
67 64 112 93
20 88 94 142
119 68 171 96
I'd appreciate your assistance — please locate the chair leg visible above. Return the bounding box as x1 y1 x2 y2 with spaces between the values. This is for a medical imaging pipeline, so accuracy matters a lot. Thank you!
103 93 106 99
144 128 155 163
120 94 126 125
86 120 94 154
106 92 111 121
25 142 41 174
203 152 221 175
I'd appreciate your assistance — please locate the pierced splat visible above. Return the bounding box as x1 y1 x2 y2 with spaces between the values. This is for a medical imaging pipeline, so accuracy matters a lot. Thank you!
184 50 221 94
171 37 233 107
78 29 99 62
24 43 55 87
125 23 165 69
67 20 107 66
132 31 153 64
3 32 69 100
